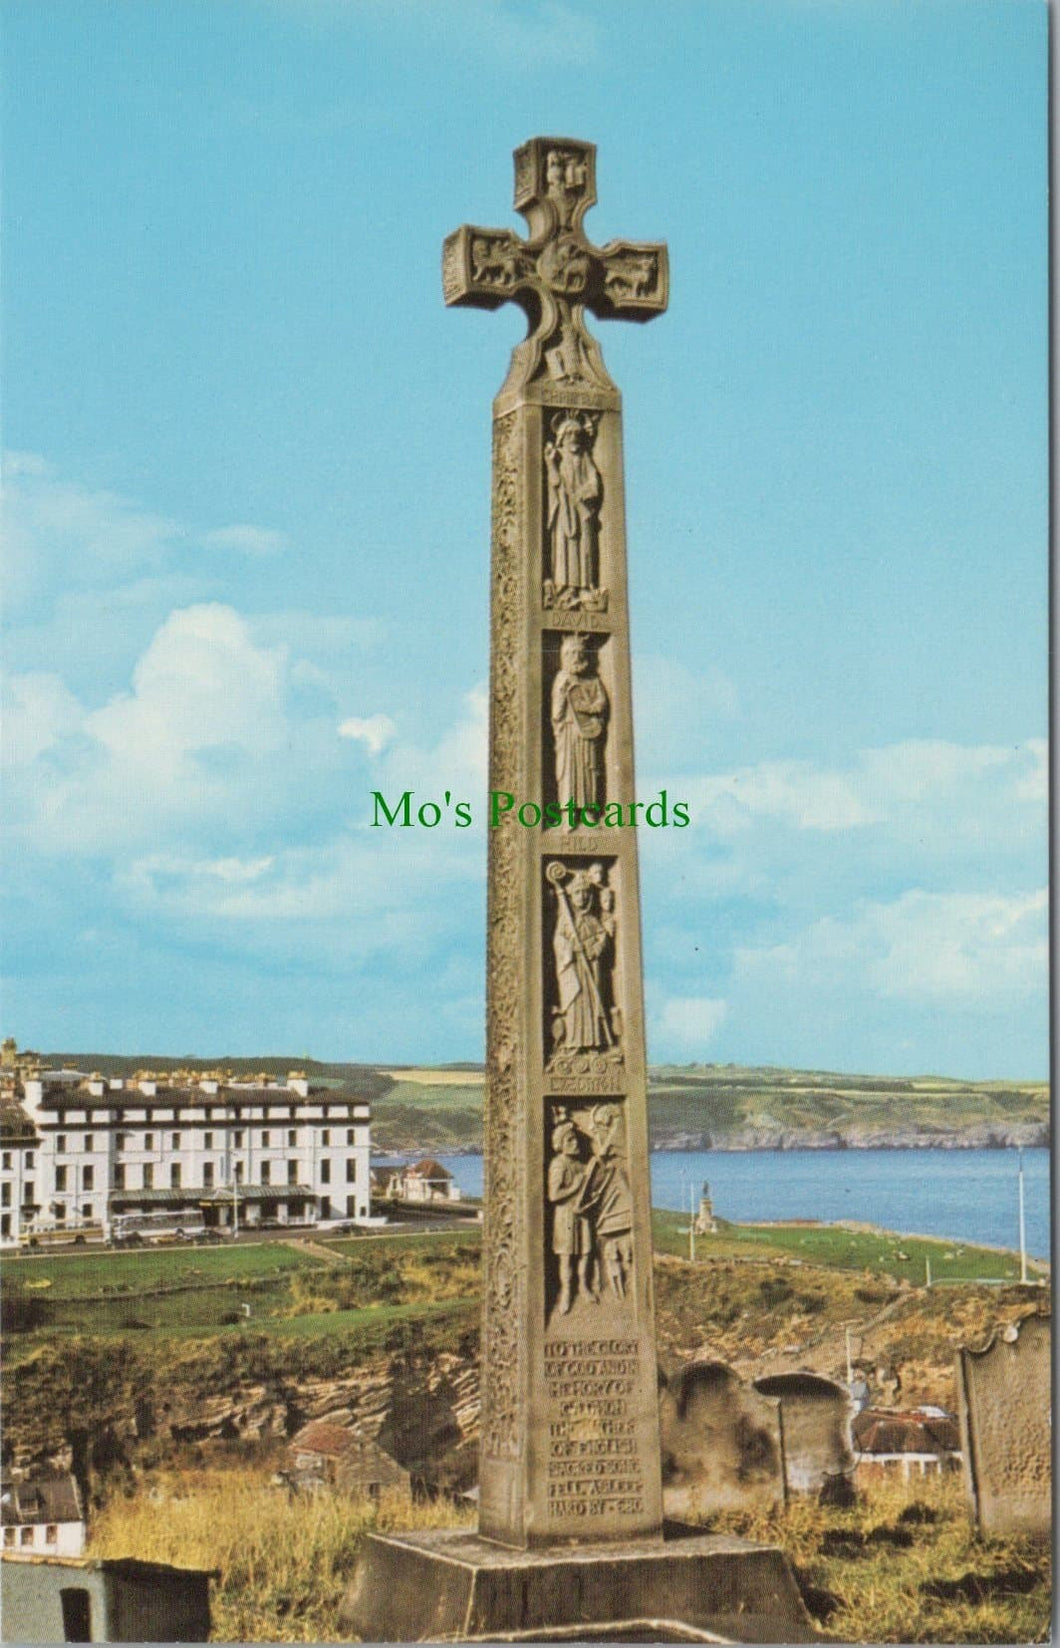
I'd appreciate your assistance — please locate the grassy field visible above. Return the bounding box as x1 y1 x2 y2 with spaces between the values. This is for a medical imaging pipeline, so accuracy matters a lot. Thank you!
85 1462 1050 1643
651 1211 1044 1284
7 1241 316 1295
2 1232 483 1346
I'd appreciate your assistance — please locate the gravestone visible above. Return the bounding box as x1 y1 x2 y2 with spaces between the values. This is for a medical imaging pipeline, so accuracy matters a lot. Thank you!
753 1374 856 1496
957 1312 1050 1540
661 1361 786 1519
343 137 817 1644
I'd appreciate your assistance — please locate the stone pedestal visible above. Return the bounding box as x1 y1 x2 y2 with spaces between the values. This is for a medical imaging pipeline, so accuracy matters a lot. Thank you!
341 1528 819 1644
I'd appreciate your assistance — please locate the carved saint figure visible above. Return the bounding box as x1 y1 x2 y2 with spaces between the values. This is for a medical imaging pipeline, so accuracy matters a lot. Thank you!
589 1104 634 1300
547 1117 600 1314
548 862 616 1054
545 147 588 228
544 412 602 603
551 635 609 811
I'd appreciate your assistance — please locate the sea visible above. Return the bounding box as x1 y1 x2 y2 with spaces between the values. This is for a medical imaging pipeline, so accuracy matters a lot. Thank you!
392 1147 1051 1262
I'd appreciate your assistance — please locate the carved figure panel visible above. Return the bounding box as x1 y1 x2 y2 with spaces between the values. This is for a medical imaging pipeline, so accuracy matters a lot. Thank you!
546 632 610 818
546 1100 634 1322
545 860 623 1078
542 410 608 612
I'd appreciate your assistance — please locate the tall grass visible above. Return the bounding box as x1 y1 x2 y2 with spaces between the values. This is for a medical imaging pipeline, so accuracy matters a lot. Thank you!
703 1472 1050 1645
87 1465 1050 1644
88 1464 473 1642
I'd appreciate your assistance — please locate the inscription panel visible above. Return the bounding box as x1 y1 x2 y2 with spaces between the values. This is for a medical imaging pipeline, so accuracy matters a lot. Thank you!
544 1337 648 1524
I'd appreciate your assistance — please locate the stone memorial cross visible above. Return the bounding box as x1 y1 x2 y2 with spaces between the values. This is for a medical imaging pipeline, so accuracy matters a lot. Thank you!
445 136 669 1548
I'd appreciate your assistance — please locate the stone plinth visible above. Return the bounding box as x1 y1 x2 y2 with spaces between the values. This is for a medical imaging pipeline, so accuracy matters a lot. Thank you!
340 1528 819 1644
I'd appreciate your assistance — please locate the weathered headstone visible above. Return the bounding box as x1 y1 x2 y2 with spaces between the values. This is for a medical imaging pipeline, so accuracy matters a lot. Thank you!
753 1373 856 1497
343 136 817 1644
957 1312 1050 1540
661 1361 786 1519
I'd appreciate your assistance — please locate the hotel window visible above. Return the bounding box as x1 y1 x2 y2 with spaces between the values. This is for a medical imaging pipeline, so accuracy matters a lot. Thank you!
82 1166 94 1191
113 1164 125 1190
143 1163 154 1189
170 1132 180 1150
0 1214 9 1237
235 1161 245 1184
287 1161 298 1185
56 1166 68 1192
81 1203 92 1220
3 1527 14 1548
346 1159 356 1182
346 1195 356 1218
260 1161 271 1185
116 1133 128 1151
1 1152 9 1170
234 1130 244 1148
261 1130 271 1148
144 1132 154 1150
56 1136 67 1154
19 1526 32 1547
170 1163 182 1189
321 1129 330 1146
287 1129 297 1147
45 1525 58 1545
347 1129 354 1146
320 1159 331 1185
84 1135 94 1152
1 1184 9 1207
203 1162 215 1188
24 1181 35 1204
25 1153 34 1169
204 1132 214 1149
56 1204 67 1221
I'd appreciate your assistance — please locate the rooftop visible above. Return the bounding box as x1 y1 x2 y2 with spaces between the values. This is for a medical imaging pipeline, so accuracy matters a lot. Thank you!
0 1475 81 1528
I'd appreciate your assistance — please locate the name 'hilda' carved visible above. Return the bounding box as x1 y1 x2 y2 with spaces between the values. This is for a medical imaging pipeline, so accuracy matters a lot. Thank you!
445 136 668 1547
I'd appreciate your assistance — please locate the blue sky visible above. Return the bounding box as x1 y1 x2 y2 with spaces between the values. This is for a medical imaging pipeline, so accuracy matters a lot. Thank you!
2 0 1048 1076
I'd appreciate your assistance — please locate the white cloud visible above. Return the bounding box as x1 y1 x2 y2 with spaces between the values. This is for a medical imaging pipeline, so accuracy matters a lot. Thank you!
2 673 84 768
657 996 729 1046
735 888 1048 1008
665 740 1047 867
4 452 181 614
200 524 287 555
3 450 290 621
339 714 396 755
688 760 876 832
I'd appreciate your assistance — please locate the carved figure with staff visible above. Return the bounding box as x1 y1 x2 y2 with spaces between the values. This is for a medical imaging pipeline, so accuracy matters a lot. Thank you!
547 861 616 1054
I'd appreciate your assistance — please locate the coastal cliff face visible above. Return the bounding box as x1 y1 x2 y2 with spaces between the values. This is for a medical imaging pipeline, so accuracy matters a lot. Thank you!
370 1066 1050 1155
648 1121 1050 1152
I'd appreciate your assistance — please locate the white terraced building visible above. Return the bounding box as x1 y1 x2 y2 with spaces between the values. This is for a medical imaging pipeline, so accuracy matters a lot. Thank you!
0 1063 374 1246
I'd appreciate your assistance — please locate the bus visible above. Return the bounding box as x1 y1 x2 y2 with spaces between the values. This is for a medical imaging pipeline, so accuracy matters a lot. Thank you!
19 1220 106 1250
110 1211 208 1246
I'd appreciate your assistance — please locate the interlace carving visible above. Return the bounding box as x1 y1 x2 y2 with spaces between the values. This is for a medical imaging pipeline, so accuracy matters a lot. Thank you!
482 411 525 1461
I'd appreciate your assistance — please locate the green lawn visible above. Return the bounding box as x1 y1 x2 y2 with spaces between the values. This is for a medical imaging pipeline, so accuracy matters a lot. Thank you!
652 1210 1036 1284
4 1240 320 1298
318 1228 482 1258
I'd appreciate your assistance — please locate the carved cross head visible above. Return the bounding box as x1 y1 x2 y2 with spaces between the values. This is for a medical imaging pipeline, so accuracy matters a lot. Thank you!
444 137 669 396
